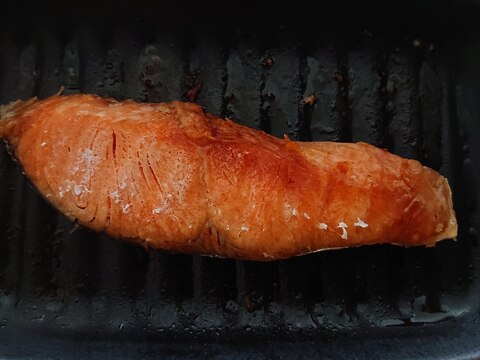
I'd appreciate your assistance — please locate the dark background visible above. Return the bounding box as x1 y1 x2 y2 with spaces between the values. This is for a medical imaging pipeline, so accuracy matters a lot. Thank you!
0 0 479 358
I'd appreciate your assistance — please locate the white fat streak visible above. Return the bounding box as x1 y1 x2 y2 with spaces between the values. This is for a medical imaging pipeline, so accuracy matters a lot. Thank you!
73 148 99 178
110 190 120 204
337 221 348 239
58 182 71 198
284 204 299 221
240 226 249 231
435 223 444 232
81 148 97 163
40 142 47 147
80 174 92 185
152 202 169 214
95 110 109 117
122 204 131 214
284 204 292 220
152 195 174 214
354 218 369 228
135 107 157 114
304 212 310 219
318 223 328 230
73 184 88 196
59 180 91 198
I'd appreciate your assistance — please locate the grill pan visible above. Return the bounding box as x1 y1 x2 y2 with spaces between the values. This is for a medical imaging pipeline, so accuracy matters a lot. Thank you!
0 0 479 358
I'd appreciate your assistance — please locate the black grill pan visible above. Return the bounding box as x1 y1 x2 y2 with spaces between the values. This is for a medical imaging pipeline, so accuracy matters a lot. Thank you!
0 1 479 358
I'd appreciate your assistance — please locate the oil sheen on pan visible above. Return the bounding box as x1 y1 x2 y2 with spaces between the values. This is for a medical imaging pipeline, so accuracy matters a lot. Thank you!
0 94 457 261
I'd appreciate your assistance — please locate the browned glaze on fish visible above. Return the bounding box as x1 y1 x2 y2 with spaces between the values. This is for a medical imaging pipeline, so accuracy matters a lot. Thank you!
0 94 457 260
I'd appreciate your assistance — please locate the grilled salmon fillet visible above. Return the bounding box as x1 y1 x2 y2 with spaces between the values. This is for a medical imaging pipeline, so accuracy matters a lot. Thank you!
0 94 457 260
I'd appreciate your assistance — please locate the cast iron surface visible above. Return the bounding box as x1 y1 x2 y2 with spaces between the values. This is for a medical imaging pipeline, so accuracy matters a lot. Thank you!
0 0 479 358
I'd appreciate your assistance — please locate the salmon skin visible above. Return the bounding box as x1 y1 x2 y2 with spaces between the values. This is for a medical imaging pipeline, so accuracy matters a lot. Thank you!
0 94 457 261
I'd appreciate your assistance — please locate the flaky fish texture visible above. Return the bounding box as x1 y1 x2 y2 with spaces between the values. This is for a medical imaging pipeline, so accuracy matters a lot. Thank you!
0 94 457 260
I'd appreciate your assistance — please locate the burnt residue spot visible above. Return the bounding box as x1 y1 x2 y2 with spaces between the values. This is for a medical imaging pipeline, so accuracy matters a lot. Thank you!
333 71 345 83
261 55 274 69
184 69 203 103
224 92 235 103
303 94 317 106
143 78 154 88
244 293 263 312
102 49 123 97
261 92 276 103
139 54 163 89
